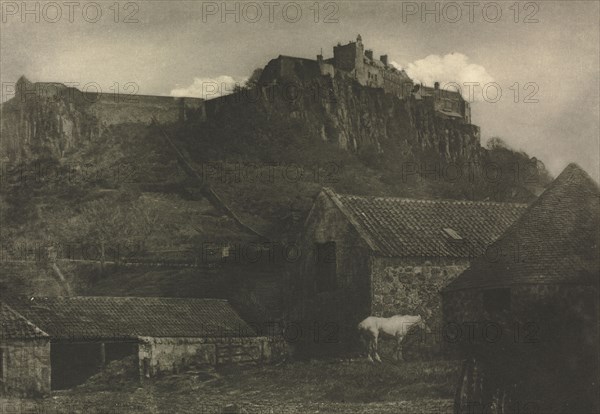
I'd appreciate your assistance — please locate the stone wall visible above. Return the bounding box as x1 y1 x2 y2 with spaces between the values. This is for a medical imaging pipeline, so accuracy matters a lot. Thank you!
0 339 50 396
371 256 470 322
86 94 205 126
137 336 286 377
333 41 360 73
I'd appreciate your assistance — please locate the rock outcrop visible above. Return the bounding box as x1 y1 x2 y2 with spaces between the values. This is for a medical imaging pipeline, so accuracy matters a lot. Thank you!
204 71 481 163
0 76 204 161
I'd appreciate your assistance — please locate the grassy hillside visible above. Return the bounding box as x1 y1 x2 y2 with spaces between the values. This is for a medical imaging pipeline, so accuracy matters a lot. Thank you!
0 82 552 308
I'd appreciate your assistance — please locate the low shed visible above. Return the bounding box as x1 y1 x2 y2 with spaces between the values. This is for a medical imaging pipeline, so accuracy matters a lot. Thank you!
1 296 284 395
443 164 600 413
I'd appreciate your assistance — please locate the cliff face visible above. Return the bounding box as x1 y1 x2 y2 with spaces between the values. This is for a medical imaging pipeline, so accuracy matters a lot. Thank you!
1 77 100 160
0 76 204 161
319 75 481 161
2 74 480 165
205 73 481 164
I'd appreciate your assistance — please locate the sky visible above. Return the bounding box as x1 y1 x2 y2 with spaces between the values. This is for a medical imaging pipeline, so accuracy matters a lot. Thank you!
1 1 598 179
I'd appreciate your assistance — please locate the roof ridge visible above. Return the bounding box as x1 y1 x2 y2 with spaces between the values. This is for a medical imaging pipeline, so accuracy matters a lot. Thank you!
6 297 255 339
334 191 529 208
321 187 529 258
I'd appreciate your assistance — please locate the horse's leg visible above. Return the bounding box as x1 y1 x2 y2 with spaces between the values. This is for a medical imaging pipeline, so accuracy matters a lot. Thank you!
373 335 382 363
363 334 374 363
395 335 403 361
367 338 375 363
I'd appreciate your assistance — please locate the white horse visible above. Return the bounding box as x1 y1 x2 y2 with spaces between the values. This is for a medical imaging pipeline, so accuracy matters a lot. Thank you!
358 314 426 363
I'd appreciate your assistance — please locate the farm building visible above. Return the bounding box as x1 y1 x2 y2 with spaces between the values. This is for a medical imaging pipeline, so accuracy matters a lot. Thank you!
0 302 50 396
443 163 600 413
292 188 528 352
0 296 285 396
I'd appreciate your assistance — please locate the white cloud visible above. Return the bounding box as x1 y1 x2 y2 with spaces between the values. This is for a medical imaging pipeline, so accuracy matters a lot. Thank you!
170 75 247 99
390 61 404 71
397 53 494 101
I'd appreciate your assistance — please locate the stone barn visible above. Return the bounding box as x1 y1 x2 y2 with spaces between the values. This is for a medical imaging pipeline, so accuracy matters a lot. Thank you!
0 302 50 396
442 164 600 414
1 296 285 395
293 188 527 354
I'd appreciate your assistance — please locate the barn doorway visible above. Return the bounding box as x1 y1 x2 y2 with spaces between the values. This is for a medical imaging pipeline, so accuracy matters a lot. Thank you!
51 341 138 389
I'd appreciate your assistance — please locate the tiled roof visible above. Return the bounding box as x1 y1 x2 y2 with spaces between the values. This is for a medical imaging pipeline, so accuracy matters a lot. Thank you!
324 188 528 258
3 297 256 340
0 302 48 340
445 164 600 291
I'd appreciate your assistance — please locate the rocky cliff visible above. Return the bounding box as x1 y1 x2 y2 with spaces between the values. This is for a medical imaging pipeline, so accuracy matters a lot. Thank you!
204 71 481 164
2 73 481 166
1 76 99 160
0 76 204 161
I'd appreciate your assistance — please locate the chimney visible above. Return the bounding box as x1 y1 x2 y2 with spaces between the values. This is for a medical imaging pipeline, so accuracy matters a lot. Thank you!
434 82 440 90
365 49 373 60
317 54 323 62
380 55 388 66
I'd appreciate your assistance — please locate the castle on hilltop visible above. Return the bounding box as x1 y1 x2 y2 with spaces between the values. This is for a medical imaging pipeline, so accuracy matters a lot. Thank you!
259 35 471 124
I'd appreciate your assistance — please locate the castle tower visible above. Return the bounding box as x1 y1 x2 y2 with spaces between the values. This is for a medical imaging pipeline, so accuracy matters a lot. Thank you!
333 35 364 74
354 35 365 82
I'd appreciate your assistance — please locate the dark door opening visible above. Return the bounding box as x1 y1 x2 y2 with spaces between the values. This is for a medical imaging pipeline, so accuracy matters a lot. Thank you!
51 341 138 390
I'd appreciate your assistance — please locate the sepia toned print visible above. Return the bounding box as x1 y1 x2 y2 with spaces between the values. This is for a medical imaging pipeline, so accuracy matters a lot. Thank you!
0 1 598 413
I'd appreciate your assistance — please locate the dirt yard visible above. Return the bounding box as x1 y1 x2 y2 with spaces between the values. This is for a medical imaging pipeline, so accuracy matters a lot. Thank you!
0 358 459 413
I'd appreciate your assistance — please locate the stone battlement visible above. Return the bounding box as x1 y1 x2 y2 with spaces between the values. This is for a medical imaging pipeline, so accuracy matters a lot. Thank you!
11 76 206 125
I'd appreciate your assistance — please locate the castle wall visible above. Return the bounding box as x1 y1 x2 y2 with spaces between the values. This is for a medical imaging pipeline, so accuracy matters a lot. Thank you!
382 70 414 99
333 40 419 101
318 61 335 78
333 42 360 73
85 93 205 126
361 58 384 88
259 56 322 85
12 80 205 127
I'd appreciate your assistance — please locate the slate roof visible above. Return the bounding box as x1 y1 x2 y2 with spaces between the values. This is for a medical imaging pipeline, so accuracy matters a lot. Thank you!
0 302 48 340
445 164 600 291
3 297 256 340
323 188 528 258
413 85 463 101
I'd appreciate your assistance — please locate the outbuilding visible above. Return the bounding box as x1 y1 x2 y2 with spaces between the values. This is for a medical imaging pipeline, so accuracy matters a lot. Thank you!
443 164 600 413
1 296 284 395
0 302 50 396
293 188 527 353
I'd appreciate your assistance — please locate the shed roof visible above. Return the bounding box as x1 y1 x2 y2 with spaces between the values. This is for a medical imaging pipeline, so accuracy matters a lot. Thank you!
2 297 256 340
323 188 527 258
0 302 48 340
445 164 600 291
